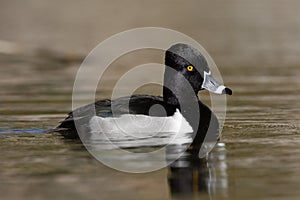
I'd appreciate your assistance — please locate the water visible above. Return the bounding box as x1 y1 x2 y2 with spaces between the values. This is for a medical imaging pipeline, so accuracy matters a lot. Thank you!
1 1 300 199
1 48 299 200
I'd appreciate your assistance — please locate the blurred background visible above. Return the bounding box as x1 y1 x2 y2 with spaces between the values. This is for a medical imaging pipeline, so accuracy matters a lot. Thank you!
1 0 300 67
0 0 300 200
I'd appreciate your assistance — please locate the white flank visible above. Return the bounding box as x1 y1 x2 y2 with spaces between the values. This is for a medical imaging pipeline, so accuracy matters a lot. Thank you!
88 109 193 145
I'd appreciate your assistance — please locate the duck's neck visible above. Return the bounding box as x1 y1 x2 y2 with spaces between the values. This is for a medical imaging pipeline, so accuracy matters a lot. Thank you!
163 71 199 108
164 71 212 151
163 87 180 106
163 72 204 149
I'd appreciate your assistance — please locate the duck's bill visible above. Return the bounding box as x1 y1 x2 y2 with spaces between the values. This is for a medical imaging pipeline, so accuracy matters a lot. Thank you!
201 71 232 95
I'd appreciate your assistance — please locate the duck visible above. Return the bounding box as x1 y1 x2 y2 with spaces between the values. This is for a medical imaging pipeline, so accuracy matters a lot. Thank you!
54 43 232 152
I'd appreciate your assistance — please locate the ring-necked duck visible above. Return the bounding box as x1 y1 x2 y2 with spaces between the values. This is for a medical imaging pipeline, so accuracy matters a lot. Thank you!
55 43 232 152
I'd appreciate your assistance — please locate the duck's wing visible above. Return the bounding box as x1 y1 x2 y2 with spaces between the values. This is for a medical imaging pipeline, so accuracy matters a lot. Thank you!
52 95 167 138
52 99 111 138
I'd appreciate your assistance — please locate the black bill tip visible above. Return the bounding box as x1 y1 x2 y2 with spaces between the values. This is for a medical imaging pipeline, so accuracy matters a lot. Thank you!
224 88 232 95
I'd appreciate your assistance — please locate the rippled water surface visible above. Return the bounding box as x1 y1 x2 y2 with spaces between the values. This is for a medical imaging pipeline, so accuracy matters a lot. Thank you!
1 50 299 200
1 1 300 199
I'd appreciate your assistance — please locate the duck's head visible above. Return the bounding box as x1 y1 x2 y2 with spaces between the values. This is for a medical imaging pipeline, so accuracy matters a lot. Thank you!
164 43 232 95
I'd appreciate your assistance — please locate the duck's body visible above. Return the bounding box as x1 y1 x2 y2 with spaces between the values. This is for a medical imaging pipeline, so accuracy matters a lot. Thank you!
55 43 232 151
56 94 218 148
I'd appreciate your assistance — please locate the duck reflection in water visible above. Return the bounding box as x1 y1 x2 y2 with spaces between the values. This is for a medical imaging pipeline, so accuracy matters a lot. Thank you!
167 143 228 199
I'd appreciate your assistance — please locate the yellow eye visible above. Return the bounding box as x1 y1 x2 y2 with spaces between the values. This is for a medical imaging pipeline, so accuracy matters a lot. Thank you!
187 65 194 71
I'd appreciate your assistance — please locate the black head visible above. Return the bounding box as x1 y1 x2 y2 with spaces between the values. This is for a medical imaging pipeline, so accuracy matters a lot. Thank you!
164 43 232 95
